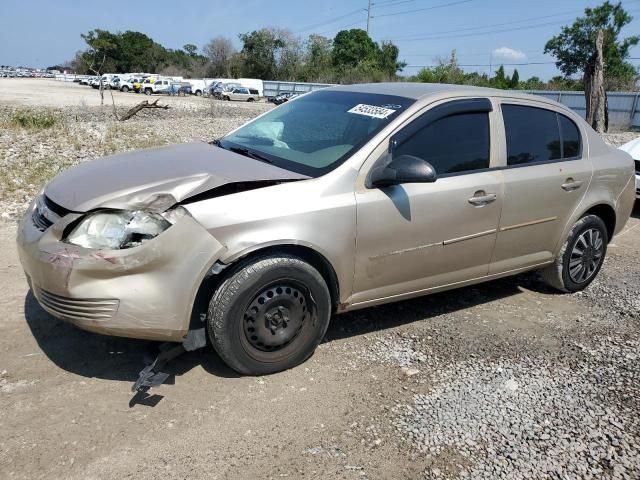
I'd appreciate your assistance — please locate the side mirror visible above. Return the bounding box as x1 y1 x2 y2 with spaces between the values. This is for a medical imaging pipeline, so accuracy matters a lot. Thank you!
369 155 437 188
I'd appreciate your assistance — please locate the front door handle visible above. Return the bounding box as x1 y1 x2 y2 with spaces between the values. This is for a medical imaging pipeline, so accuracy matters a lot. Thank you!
561 178 583 191
468 191 497 206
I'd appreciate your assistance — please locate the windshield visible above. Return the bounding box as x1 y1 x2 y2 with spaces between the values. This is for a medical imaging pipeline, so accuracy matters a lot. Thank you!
220 90 415 176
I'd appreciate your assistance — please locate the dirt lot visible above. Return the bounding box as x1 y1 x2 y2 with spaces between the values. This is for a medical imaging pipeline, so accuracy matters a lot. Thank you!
1 79 639 479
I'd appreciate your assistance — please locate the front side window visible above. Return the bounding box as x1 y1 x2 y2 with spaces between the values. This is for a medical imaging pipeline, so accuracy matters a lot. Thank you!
503 104 581 166
220 90 415 176
393 112 490 175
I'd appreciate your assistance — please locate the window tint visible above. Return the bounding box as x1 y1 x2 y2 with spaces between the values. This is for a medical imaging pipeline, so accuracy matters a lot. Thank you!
559 114 581 158
503 105 561 165
394 113 490 175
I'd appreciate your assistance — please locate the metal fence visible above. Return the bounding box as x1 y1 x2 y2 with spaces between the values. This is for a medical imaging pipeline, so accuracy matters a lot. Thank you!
528 90 640 131
263 80 333 98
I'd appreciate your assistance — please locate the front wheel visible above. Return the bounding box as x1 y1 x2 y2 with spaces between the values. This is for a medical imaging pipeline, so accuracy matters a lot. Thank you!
207 255 332 375
144 89 151 95
121 85 129 92
541 214 608 293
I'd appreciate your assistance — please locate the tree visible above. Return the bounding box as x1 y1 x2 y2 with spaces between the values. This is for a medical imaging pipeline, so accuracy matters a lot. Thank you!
509 69 520 89
203 36 236 77
238 29 285 79
183 44 198 57
492 65 509 89
274 29 304 80
301 34 333 82
544 1 639 129
332 29 378 69
378 41 406 77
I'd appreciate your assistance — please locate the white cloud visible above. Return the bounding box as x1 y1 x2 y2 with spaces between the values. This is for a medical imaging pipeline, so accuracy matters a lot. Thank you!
492 47 527 61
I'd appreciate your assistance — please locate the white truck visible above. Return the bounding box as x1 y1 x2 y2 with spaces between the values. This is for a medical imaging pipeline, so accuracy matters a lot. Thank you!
188 79 212 96
142 78 172 95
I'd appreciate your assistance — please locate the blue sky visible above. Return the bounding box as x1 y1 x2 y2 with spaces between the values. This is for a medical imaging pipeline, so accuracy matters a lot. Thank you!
1 0 639 80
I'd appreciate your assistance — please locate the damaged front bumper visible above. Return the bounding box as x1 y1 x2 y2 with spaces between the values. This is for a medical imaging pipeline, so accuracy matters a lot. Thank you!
17 202 225 342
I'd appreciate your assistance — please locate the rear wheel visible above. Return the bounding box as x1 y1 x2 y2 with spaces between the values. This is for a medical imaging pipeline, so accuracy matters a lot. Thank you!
207 255 332 375
195 90 202 96
541 214 608 292
247 97 254 102
144 88 151 95
223 96 230 101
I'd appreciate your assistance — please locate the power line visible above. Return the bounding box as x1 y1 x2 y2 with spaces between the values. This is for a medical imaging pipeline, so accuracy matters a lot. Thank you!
390 0 640 40
295 7 366 33
389 19 579 42
372 0 475 19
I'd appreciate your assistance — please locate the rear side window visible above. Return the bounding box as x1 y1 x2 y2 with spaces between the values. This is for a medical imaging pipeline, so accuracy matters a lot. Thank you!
394 113 490 175
559 114 581 158
502 104 582 166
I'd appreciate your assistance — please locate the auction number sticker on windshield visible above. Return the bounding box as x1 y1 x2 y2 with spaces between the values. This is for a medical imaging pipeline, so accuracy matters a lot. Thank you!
348 104 396 119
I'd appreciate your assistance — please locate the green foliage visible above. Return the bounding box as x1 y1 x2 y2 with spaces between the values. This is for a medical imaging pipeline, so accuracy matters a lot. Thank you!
9 110 57 130
69 27 399 84
410 51 577 91
76 29 207 77
238 29 285 79
332 29 378 68
509 69 520 89
544 1 639 83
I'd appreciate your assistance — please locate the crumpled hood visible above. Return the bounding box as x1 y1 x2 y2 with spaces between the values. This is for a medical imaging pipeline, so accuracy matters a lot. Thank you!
45 142 308 212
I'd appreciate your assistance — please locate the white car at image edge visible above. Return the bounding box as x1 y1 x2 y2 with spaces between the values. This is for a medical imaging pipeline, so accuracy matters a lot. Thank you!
618 137 640 198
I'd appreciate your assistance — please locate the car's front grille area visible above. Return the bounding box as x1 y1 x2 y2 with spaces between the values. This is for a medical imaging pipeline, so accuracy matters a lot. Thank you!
31 195 72 232
31 209 53 231
35 288 119 321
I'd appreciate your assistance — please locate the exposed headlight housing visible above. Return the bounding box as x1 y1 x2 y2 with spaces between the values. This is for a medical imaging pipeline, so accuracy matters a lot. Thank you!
65 210 172 250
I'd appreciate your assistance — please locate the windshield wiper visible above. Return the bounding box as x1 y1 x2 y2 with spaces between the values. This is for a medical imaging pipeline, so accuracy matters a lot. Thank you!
228 146 274 164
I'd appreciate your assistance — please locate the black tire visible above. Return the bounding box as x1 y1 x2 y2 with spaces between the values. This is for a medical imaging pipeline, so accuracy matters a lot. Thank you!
144 88 151 95
195 90 202 96
207 255 332 375
247 97 254 102
541 214 608 293
121 85 129 92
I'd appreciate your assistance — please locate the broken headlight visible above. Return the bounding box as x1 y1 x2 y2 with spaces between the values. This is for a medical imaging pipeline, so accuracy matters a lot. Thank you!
65 210 172 250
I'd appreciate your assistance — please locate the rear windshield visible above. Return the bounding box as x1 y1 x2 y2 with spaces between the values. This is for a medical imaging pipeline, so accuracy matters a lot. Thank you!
220 90 415 177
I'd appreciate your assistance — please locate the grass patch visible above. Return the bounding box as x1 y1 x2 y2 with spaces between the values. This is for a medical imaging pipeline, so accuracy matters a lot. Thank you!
9 110 58 130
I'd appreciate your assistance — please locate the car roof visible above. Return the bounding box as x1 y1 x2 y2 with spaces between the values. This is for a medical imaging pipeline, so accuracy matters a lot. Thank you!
328 82 559 104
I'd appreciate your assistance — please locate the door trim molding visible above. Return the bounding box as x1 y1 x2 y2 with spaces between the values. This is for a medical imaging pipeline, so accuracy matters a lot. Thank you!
500 216 558 232
443 228 497 245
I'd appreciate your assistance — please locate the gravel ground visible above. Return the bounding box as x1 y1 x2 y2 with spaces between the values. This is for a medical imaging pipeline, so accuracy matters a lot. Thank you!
0 80 639 479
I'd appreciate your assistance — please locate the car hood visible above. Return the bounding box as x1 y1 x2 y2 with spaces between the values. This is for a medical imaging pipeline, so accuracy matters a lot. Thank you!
45 142 308 212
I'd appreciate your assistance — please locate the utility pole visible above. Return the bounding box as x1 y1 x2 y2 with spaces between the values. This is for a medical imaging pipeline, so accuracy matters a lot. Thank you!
367 0 372 34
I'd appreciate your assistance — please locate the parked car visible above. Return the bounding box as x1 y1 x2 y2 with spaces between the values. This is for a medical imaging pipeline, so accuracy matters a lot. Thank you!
269 92 298 105
143 79 171 95
118 77 141 92
210 81 241 99
139 77 157 93
617 137 640 199
222 87 260 102
17 83 636 376
188 79 208 96
168 82 192 96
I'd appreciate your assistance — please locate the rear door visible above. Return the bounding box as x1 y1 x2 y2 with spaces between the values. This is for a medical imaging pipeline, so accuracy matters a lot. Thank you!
490 102 592 273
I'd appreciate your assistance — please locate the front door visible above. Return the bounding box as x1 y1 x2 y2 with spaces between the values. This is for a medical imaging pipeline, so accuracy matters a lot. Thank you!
352 99 503 307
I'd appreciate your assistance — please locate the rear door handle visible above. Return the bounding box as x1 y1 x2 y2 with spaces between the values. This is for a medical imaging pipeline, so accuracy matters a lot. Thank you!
468 191 497 206
561 178 583 191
